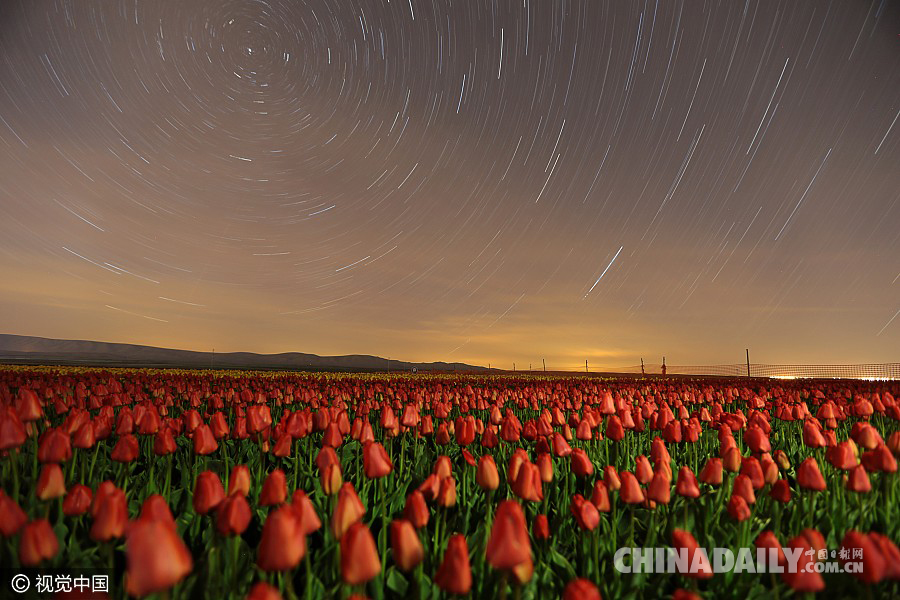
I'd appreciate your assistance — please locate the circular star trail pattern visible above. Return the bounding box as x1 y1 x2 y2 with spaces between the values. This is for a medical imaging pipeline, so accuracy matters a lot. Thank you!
0 0 898 367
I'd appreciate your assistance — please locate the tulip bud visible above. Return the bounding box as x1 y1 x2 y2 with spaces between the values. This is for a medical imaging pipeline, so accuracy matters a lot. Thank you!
217 493 252 536
434 534 472 595
193 470 226 515
476 455 500 490
19 519 59 566
260 469 287 506
562 579 601 600
403 491 429 529
257 505 306 571
63 484 92 516
36 463 66 501
332 483 366 538
390 519 424 571
125 519 193 596
363 442 393 479
229 465 252 496
341 522 381 585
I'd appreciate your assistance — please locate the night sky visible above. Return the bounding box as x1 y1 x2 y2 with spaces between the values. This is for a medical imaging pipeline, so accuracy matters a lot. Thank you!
0 0 898 370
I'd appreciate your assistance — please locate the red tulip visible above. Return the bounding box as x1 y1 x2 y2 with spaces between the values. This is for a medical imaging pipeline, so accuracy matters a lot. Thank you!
363 442 393 478
90 485 128 541
606 415 625 441
332 483 366 538
797 457 826 491
802 420 826 448
722 447 742 472
511 461 543 503
562 578 602 600
247 405 272 434
341 521 381 584
291 489 322 535
604 466 621 491
619 472 645 504
755 531 786 565
570 448 594 476
846 464 872 493
841 531 885 584
476 455 500 490
726 494 751 521
698 457 723 486
862 444 898 472
739 457 765 490
246 582 283 600
437 476 457 507
193 470 226 515
870 533 900 580
647 470 671 505
73 422 96 449
153 428 177 455
111 434 139 462
260 469 288 506
16 388 43 421
390 519 424 571
139 494 177 529
770 479 792 503
781 536 825 592
19 519 59 566
434 534 472 595
404 490 430 528
826 441 858 470
433 455 453 479
570 495 601 531
591 480 611 512
322 463 343 495
533 514 550 540
675 467 700 498
486 500 532 569
536 452 554 483
634 455 653 484
38 427 72 463
257 505 306 571
229 465 252 496
125 518 193 596
193 424 218 455
36 463 66 500
63 484 92 516
732 474 756 505
671 529 713 578
217 493 252 536
0 408 27 450
0 491 27 536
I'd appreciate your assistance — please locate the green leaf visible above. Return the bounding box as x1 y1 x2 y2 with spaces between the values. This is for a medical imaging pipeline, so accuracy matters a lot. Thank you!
386 567 409 596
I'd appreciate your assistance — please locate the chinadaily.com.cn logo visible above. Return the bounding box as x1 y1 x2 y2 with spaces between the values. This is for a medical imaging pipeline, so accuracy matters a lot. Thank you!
613 546 865 574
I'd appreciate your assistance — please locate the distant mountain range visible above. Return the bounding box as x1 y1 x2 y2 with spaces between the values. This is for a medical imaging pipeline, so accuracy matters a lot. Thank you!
0 334 486 373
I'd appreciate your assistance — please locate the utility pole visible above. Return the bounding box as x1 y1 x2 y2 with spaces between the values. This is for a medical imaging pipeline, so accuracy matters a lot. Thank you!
513 363 516 372
640 358 645 376
746 349 751 377
542 358 546 372
585 359 589 373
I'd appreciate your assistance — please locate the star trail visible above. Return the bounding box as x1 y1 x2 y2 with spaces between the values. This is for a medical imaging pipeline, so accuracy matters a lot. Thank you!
0 0 898 368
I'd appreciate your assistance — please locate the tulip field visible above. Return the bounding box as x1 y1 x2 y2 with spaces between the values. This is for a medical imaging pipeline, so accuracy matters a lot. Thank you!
2 366 900 599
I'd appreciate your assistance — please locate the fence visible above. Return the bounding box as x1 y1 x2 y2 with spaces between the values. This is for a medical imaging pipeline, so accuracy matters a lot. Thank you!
515 363 900 379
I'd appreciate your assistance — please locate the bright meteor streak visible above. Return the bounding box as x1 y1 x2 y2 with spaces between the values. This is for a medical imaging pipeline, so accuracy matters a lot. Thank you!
584 245 623 299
